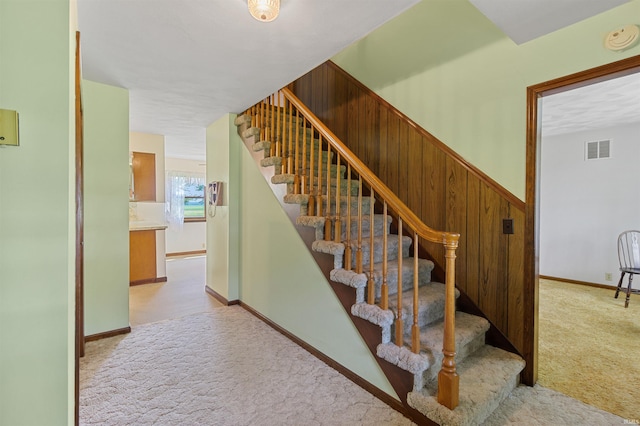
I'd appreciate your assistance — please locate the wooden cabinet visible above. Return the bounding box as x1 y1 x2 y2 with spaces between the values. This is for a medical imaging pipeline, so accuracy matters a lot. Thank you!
129 230 157 285
131 152 156 201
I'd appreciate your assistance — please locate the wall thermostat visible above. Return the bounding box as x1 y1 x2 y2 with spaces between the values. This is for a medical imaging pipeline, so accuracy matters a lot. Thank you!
604 24 640 52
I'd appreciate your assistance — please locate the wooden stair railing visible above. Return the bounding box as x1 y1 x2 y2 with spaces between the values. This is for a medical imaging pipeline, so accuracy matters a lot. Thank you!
244 88 461 409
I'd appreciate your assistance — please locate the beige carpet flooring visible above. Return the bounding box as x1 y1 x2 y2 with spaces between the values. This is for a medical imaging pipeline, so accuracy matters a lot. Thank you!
538 278 640 420
80 307 414 425
79 258 628 425
80 307 624 425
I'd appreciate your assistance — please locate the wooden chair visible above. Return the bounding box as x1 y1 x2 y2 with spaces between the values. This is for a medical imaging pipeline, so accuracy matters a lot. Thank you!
615 230 640 308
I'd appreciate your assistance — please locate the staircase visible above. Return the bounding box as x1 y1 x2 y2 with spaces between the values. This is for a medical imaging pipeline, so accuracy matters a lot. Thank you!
235 91 525 426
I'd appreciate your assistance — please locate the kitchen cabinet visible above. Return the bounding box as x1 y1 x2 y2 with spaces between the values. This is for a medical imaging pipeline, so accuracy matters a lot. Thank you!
129 229 162 285
131 151 156 201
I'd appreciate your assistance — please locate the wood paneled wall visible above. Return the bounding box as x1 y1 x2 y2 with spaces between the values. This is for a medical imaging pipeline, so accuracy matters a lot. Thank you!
291 61 526 356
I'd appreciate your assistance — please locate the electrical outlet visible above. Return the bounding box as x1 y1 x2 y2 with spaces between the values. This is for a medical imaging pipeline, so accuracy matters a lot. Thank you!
605 272 613 281
502 218 514 234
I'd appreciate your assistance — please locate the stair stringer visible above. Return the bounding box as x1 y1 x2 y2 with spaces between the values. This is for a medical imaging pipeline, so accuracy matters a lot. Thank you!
235 116 436 425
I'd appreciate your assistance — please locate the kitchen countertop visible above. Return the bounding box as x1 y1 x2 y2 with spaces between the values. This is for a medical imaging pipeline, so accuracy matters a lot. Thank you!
129 221 168 231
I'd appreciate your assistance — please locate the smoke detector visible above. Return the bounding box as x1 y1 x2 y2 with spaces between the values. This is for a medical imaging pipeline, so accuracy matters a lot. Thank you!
604 24 640 51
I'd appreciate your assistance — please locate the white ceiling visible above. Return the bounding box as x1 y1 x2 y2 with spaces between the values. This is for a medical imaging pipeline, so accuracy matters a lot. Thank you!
78 0 419 161
78 0 634 161
541 72 640 137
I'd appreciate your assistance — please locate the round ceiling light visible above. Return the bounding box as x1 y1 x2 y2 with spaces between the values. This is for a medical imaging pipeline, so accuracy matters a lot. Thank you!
604 24 640 52
248 0 280 23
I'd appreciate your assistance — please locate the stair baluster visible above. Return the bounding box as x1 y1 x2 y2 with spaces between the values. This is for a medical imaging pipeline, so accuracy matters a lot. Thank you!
381 201 388 310
307 128 315 216
287 101 294 175
367 188 375 305
258 100 263 141
334 154 341 244
396 218 404 347
316 135 323 217
344 164 353 271
356 176 363 274
324 144 332 241
300 116 307 196
294 110 300 194
275 95 281 161
260 99 267 140
270 94 275 157
281 100 288 175
412 233 420 354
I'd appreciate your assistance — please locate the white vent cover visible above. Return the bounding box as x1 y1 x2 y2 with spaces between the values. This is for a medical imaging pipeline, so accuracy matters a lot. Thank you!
585 140 611 160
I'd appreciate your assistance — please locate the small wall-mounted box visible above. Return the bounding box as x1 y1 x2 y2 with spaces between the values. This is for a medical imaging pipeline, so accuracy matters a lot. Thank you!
0 109 19 146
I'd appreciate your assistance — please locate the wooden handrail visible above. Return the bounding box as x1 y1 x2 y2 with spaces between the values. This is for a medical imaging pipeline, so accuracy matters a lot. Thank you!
245 88 460 410
282 88 460 248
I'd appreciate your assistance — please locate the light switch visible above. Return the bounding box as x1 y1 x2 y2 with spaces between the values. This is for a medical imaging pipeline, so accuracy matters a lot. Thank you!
0 109 19 146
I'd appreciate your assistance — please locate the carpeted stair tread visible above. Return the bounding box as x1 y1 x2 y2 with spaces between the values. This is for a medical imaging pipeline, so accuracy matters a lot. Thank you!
368 257 434 298
376 342 431 376
253 134 322 152
312 240 345 257
252 140 271 153
271 174 359 196
311 235 410 270
297 214 391 239
287 149 333 164
284 193 372 209
416 312 489 385
305 163 346 177
241 126 260 140
261 156 345 176
234 114 252 127
260 156 282 171
407 345 525 426
344 235 412 268
379 310 489 386
418 312 489 355
338 214 392 240
389 282 454 330
315 194 373 216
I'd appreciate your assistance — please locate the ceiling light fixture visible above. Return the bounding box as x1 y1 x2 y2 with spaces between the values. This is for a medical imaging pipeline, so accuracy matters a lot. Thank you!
248 0 280 22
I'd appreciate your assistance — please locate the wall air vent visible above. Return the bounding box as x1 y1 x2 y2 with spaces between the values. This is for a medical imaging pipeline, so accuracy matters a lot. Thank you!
585 139 611 160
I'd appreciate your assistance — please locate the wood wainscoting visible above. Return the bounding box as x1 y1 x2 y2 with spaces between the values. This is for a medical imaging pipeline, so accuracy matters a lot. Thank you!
291 61 527 377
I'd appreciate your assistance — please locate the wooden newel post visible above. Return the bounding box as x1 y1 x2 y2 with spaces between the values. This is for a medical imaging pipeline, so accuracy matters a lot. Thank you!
438 235 460 410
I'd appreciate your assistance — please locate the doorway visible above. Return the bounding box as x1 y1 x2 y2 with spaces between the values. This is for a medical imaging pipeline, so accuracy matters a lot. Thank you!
524 54 640 390
129 254 221 326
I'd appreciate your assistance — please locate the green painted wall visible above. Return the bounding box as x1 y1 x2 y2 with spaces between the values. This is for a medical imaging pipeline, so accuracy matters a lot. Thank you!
83 80 130 336
333 0 640 200
204 113 396 398
0 0 74 424
206 114 240 301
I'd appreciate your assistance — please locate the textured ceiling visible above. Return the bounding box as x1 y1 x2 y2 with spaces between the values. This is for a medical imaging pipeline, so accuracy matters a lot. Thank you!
542 72 640 137
78 0 419 161
78 0 635 161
